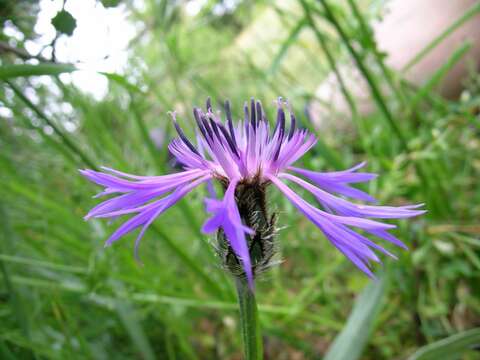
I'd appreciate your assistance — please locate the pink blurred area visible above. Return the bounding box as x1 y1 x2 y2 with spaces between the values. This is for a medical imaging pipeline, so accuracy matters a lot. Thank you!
310 0 480 127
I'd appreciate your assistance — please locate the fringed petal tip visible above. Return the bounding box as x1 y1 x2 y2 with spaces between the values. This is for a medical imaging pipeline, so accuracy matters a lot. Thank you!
78 169 91 178
83 170 211 264
104 239 145 268
242 225 256 236
269 174 423 278
412 209 427 217
354 161 367 168
79 168 106 180
79 98 424 284
134 250 145 267
400 203 425 209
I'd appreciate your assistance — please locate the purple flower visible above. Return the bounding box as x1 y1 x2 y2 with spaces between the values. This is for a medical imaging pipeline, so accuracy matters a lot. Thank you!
80 98 424 287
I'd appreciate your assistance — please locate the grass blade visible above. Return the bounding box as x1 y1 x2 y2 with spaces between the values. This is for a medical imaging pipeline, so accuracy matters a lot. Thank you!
345 0 405 104
6 81 97 169
408 328 480 360
100 72 145 94
411 41 472 107
324 278 386 360
0 254 87 274
130 97 168 173
0 341 16 360
317 0 443 216
151 225 231 300
403 2 480 72
299 0 358 120
318 0 407 148
115 300 156 360
268 17 307 76
0 63 76 79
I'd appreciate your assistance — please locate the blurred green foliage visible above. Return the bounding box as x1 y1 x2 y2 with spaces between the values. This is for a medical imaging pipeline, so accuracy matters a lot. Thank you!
1 0 479 359
51 10 76 36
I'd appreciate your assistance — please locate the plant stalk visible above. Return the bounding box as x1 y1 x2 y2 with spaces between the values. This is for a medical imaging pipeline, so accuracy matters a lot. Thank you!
235 278 263 360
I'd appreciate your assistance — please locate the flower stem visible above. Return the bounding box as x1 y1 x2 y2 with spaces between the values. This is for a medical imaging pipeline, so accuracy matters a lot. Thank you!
235 278 263 360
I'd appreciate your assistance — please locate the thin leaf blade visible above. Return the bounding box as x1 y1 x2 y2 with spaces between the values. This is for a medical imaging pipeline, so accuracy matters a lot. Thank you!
324 278 386 360
0 63 76 79
408 328 480 360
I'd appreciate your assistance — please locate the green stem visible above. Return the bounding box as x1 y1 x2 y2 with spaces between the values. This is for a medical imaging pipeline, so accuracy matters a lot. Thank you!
235 279 263 360
299 0 358 120
318 0 443 215
6 80 98 170
402 1 480 72
345 0 407 106
319 0 407 148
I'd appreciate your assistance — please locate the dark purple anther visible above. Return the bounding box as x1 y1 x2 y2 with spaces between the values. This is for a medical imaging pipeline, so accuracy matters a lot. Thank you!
250 97 256 129
288 113 296 140
173 120 201 156
224 100 237 145
218 122 240 157
81 97 425 288
256 101 263 123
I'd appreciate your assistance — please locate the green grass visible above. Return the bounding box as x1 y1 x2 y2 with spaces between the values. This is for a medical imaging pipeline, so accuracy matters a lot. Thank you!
1 0 479 358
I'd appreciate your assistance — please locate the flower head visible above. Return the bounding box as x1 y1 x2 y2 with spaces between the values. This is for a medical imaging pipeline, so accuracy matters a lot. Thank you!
81 97 424 288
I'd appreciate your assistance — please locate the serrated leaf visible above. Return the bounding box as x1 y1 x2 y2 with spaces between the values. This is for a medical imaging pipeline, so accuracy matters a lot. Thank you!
51 10 77 36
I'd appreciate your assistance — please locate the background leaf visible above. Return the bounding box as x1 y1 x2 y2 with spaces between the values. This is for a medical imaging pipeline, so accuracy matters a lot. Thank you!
0 63 76 79
51 10 77 36
1 0 480 358
324 278 386 360
408 328 480 360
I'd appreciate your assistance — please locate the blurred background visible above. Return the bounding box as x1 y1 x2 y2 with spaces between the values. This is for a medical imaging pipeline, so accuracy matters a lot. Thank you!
1 0 480 359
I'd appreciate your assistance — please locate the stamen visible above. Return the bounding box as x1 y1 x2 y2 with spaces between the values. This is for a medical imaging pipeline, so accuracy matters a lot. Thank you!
81 97 423 286
193 108 210 142
256 101 263 123
170 112 201 156
273 103 285 137
288 113 296 140
278 109 285 135
201 115 214 140
250 97 256 129
218 122 240 157
208 116 223 144
284 100 296 140
272 103 286 160
224 100 237 144
244 102 249 134
272 135 283 161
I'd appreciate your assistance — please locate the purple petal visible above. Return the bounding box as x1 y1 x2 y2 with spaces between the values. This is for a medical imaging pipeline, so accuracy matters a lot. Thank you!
288 164 378 202
103 174 211 248
80 168 207 192
368 229 408 249
268 175 397 277
202 179 254 288
280 173 425 219
82 169 210 219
